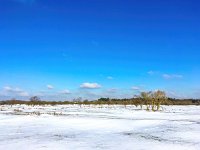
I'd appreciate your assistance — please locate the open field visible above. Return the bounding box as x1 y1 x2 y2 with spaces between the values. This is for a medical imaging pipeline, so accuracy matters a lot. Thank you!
0 105 200 150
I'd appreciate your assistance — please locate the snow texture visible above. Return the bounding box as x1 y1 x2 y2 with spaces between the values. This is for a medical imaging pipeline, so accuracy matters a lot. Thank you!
0 105 200 150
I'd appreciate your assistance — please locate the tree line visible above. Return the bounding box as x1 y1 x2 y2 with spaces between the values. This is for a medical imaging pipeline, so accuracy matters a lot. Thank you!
0 91 200 111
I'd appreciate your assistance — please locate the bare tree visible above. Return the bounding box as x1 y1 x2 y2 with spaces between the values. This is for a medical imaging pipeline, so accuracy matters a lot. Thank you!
151 90 166 111
140 91 152 111
30 96 41 102
140 90 166 111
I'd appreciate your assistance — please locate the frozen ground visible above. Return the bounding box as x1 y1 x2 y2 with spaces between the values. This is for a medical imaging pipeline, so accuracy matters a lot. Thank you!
0 105 200 150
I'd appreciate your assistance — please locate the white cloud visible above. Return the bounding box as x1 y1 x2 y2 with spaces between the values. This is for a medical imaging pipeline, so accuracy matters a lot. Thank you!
59 90 71 95
47 85 54 90
107 76 114 80
80 83 101 89
4 86 23 92
131 86 140 90
3 86 13 91
173 74 183 78
3 86 29 97
162 74 183 79
163 74 171 79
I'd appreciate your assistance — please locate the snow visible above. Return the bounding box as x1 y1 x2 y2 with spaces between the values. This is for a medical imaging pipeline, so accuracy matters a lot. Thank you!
0 105 200 150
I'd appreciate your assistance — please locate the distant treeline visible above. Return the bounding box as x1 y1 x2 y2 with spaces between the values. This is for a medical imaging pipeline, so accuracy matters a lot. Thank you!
0 97 200 106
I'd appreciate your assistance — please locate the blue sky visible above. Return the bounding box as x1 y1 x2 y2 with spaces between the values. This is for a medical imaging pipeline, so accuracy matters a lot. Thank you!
0 0 200 100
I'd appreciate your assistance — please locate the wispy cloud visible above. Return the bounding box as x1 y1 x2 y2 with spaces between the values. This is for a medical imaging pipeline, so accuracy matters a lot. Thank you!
80 83 101 89
3 86 13 92
61 51 73 62
107 76 114 80
162 74 183 79
4 86 23 93
3 86 29 97
18 91 29 97
148 70 183 80
131 86 140 90
59 89 71 95
166 90 189 99
147 70 155 75
91 40 99 46
47 85 54 90
107 88 118 93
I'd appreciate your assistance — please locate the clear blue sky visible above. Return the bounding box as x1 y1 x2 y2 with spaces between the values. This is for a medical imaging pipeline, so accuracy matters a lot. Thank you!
0 0 200 100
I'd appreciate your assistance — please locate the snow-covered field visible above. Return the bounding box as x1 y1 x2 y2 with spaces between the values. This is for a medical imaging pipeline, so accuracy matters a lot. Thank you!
0 105 200 150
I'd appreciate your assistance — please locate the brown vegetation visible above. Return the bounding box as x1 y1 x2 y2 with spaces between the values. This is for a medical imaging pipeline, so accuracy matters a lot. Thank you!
0 92 200 109
0 98 199 107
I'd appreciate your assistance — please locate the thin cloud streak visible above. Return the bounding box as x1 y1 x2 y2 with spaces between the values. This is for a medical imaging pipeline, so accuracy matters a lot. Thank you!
162 74 183 79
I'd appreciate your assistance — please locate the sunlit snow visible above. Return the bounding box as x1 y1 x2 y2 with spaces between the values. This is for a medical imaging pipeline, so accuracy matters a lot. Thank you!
0 105 200 150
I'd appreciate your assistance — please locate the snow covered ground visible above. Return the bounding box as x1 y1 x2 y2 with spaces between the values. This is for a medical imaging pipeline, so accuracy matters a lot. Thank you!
0 105 200 150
